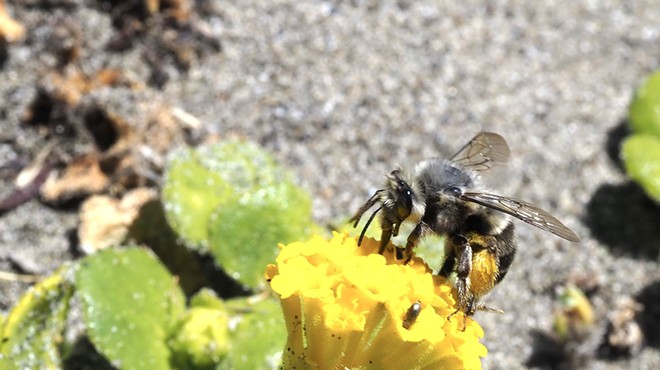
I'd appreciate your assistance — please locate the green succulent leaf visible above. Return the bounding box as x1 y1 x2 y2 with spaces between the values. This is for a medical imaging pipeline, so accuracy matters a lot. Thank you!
162 146 234 250
189 288 226 310
629 70 660 138
208 182 312 289
218 297 286 370
622 134 660 202
76 248 186 370
174 287 230 368
168 299 230 370
162 140 299 251
0 267 74 370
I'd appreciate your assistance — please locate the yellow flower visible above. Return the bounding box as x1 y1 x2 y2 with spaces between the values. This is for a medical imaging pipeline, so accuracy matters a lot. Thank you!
265 232 487 370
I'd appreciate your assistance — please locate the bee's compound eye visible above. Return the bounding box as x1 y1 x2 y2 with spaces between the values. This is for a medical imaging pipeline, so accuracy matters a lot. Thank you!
393 185 413 221
396 190 413 219
446 186 462 197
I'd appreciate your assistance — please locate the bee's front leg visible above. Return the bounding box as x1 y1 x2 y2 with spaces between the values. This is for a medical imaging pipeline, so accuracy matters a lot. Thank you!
378 219 393 255
402 221 430 263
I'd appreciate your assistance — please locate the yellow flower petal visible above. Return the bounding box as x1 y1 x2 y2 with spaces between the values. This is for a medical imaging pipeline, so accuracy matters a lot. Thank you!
267 232 487 369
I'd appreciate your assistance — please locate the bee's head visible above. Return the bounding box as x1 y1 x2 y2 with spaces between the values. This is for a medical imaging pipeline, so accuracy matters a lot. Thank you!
384 169 417 222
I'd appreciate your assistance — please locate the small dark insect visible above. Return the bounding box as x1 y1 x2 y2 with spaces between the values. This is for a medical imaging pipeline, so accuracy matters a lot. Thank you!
402 301 422 329
350 132 580 328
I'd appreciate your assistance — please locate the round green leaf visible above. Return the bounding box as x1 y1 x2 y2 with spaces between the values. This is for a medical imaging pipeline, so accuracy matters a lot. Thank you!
219 297 286 370
162 141 286 250
76 248 186 370
629 70 660 138
168 289 230 370
168 306 230 370
162 148 234 250
0 267 74 370
208 182 312 289
622 134 660 202
189 288 226 310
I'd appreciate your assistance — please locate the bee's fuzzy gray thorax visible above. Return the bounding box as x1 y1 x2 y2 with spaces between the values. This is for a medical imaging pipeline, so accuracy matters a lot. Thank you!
413 159 480 196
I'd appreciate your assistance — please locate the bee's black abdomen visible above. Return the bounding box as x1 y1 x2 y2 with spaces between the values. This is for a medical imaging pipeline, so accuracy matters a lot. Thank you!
463 214 494 235
494 222 516 283
438 214 517 285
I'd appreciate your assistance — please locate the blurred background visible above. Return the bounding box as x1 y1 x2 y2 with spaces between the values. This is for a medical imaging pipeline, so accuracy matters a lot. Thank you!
1 1 659 369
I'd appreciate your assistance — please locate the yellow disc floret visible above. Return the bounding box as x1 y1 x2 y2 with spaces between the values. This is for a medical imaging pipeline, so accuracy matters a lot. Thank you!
265 232 487 370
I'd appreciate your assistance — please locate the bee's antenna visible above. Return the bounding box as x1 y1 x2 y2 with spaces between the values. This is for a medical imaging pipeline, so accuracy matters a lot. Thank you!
350 190 384 227
358 206 382 246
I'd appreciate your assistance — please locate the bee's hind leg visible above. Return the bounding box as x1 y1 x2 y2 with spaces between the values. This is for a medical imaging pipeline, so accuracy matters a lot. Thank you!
447 296 505 331
446 234 505 331
447 293 475 332
451 234 473 312
473 302 504 314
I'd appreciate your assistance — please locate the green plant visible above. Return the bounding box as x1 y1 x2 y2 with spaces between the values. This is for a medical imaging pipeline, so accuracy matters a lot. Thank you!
0 139 314 369
622 135 660 202
623 70 660 202
0 267 73 369
629 70 660 137
163 140 313 289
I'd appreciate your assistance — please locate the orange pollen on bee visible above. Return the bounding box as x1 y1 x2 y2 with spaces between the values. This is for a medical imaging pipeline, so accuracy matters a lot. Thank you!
468 249 499 299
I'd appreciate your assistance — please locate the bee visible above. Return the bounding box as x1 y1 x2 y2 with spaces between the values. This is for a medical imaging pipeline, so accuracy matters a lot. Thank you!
350 132 579 326
402 300 423 329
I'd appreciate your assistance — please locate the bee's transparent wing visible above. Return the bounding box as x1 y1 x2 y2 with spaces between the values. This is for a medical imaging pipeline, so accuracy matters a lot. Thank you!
460 192 580 242
450 132 510 173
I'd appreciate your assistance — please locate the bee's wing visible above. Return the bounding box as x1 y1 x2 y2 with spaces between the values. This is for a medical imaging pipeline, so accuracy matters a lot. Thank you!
460 192 580 242
450 132 510 173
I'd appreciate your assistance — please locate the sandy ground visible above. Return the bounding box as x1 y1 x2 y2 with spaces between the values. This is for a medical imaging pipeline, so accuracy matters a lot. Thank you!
1 1 660 369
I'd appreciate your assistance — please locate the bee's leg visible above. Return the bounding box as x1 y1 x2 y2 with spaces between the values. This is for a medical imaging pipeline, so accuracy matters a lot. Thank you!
392 222 406 259
473 303 504 315
438 246 456 277
447 295 476 331
392 221 402 237
378 219 393 255
446 305 469 332
447 235 477 331
402 221 430 263
452 234 473 313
